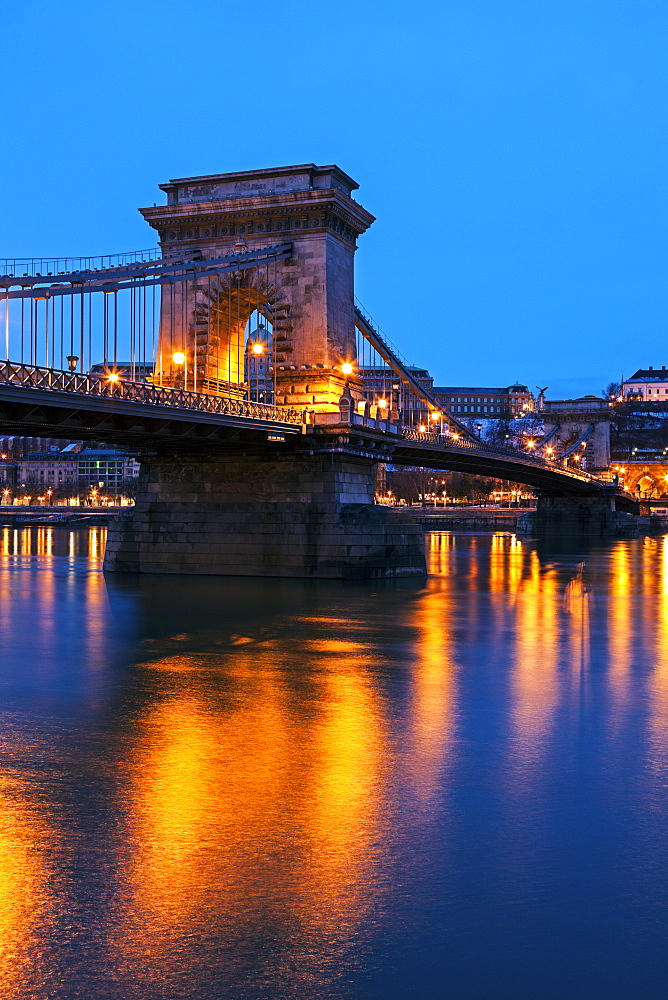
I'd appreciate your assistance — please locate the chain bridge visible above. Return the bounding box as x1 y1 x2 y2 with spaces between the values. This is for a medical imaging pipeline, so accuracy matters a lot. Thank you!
0 164 636 578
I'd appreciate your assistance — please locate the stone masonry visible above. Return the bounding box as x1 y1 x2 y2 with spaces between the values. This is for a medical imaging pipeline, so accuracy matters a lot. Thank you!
104 451 427 579
104 164 426 580
141 164 375 410
539 397 612 472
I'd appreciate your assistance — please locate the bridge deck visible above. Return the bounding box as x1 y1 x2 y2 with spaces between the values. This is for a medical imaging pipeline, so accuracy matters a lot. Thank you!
0 362 636 509
0 363 302 448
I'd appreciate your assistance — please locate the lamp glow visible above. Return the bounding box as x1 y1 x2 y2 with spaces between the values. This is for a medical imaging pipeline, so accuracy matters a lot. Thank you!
341 362 353 375
251 343 264 355
107 372 120 383
172 352 186 365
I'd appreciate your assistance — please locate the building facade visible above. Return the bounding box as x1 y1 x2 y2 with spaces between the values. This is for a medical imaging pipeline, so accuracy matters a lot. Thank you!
77 450 141 491
432 383 534 418
14 449 140 495
622 366 668 401
17 453 79 490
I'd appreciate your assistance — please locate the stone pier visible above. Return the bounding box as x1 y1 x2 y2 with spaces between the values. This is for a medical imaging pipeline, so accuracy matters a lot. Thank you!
104 450 426 579
520 493 640 539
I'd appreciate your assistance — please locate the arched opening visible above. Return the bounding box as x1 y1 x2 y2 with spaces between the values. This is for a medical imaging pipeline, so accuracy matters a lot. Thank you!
194 269 291 399
156 267 292 399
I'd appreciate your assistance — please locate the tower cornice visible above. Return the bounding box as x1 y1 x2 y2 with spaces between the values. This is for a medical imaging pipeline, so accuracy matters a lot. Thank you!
140 188 375 250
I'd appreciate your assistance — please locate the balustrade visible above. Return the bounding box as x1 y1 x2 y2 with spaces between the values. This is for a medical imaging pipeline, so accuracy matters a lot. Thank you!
0 361 303 425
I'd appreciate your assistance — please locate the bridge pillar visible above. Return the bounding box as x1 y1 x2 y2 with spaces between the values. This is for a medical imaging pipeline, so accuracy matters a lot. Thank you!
141 164 374 410
529 494 639 539
539 397 612 473
104 449 426 579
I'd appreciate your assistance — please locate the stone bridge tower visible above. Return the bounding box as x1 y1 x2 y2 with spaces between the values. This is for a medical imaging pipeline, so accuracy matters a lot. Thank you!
105 164 426 580
540 397 612 474
141 164 374 409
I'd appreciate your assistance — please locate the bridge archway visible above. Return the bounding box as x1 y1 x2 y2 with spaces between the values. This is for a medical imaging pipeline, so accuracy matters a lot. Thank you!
179 268 293 396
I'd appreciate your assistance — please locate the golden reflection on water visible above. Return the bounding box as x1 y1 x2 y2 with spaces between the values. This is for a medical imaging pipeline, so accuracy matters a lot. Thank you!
649 535 668 766
513 550 562 748
607 543 635 712
409 572 457 799
115 632 389 986
0 769 56 996
0 526 110 677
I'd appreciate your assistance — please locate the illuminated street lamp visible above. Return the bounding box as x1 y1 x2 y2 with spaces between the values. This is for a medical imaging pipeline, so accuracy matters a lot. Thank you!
172 352 185 365
250 343 264 355
107 372 120 384
341 362 353 375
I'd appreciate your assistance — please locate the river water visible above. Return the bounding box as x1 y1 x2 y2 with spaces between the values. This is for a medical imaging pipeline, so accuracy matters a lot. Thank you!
1 526 667 999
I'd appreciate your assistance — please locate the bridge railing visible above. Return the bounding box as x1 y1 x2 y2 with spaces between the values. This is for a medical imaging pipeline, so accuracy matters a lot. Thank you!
0 361 303 426
0 247 164 279
401 427 600 480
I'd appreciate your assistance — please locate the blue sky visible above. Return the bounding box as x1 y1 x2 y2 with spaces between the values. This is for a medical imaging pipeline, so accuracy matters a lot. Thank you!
1 0 666 397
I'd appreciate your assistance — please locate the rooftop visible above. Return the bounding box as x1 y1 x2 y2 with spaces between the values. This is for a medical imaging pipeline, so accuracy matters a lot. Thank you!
626 367 668 382
433 385 531 394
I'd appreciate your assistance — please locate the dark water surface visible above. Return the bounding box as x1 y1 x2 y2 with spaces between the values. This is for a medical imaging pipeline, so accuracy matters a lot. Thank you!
1 527 668 999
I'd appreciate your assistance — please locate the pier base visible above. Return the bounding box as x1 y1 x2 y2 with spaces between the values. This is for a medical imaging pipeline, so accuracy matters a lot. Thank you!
520 495 639 539
104 452 426 579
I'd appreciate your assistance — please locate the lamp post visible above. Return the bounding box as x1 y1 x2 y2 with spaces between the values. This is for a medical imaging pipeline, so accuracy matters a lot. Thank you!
172 351 186 391
248 341 264 401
